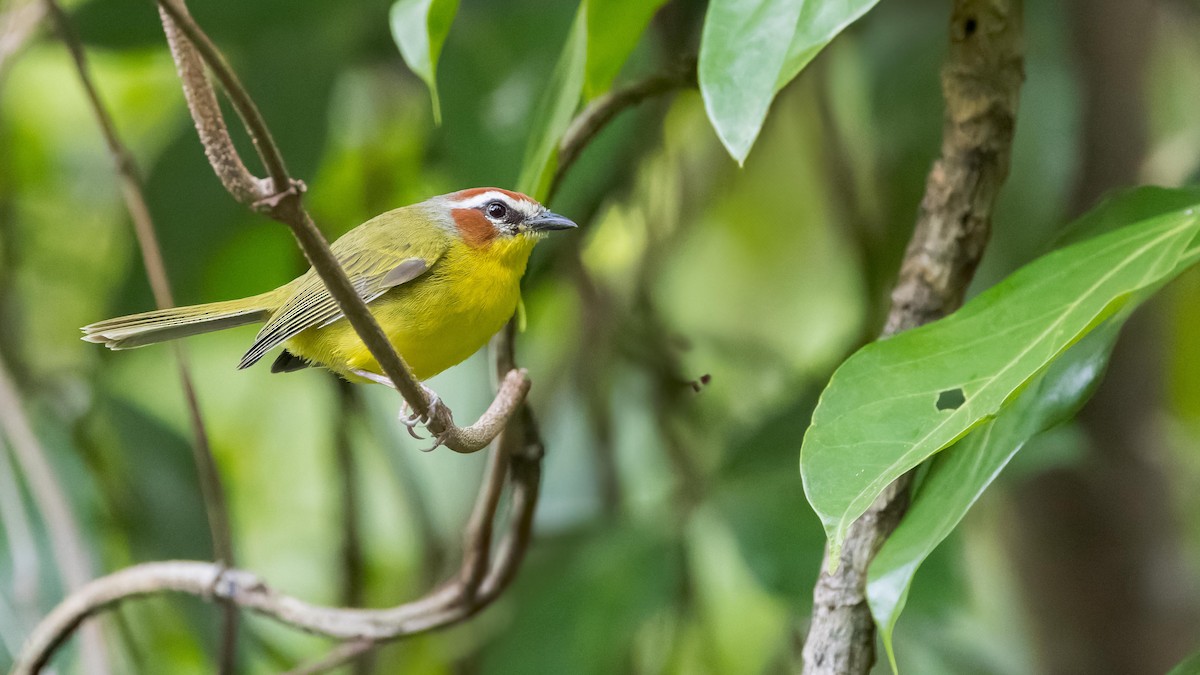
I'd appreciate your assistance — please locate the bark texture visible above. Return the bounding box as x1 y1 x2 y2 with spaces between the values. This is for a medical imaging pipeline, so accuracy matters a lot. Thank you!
801 1 1024 672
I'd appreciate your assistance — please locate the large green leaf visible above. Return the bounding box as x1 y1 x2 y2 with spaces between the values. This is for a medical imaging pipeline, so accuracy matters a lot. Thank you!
773 0 882 91
517 5 588 199
865 186 1200 671
801 202 1200 558
390 0 461 124
584 0 669 99
698 0 803 165
699 0 883 164
867 319 1121 674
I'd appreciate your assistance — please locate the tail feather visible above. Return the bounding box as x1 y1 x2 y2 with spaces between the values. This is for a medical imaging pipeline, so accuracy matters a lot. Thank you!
82 294 275 350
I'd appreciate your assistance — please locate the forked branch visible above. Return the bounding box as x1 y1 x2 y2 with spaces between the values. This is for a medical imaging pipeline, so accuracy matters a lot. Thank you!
11 1 691 670
40 1 240 669
156 0 523 454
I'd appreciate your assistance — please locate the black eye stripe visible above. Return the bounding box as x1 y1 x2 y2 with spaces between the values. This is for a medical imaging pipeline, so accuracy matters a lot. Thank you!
482 199 531 225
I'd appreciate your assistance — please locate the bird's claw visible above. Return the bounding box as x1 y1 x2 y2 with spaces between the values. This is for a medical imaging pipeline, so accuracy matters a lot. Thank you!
399 403 426 439
397 385 454 449
421 428 452 453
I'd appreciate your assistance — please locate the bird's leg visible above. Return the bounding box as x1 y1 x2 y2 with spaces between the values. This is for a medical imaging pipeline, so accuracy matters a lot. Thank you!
349 370 453 447
402 384 456 450
350 368 423 440
350 368 396 389
420 389 456 452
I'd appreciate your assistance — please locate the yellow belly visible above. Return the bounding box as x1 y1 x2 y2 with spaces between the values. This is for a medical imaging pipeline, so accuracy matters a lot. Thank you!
283 239 533 381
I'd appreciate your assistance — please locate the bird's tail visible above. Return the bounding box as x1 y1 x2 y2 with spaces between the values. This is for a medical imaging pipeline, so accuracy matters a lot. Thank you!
82 292 278 350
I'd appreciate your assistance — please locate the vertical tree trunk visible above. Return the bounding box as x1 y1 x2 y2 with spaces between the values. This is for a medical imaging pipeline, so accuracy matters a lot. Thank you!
1011 1 1200 672
801 2 1025 672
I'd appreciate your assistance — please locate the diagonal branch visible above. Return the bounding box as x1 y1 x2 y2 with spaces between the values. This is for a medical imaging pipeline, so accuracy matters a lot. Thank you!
12 3 683 670
548 56 697 203
801 1 1025 673
10 348 544 674
154 0 524 454
41 1 240 670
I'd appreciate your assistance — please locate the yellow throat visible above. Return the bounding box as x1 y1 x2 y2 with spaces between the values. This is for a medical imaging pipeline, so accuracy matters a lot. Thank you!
287 234 538 381
81 187 576 385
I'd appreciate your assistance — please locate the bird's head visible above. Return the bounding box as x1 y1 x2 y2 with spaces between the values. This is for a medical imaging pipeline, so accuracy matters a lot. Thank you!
436 188 576 249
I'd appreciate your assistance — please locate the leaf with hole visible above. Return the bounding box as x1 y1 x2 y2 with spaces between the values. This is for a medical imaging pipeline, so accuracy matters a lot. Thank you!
868 319 1121 673
800 197 1200 561
863 186 1200 672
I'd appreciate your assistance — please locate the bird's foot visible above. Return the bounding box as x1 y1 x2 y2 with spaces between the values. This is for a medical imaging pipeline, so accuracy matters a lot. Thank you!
398 384 454 450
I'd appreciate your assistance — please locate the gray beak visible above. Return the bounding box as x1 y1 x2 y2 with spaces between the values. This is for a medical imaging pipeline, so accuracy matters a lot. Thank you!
526 211 577 232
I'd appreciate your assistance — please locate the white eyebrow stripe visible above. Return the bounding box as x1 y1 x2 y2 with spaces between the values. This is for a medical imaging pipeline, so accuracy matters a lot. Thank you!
450 191 523 209
448 192 540 220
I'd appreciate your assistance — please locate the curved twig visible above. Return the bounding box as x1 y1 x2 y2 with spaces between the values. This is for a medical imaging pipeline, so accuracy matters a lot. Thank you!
12 398 544 675
153 0 523 453
548 57 696 203
156 0 288 192
42 1 240 668
12 2 682 670
0 356 110 675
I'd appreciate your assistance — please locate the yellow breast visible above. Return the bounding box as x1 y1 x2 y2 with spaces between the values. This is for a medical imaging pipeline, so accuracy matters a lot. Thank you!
284 235 537 381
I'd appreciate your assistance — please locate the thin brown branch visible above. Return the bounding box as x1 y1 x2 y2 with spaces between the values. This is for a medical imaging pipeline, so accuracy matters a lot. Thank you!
156 3 261 202
155 0 287 193
800 1 1024 673
41 1 240 669
548 57 697 203
286 331 540 673
12 407 543 674
334 383 366 610
331 382 370 674
459 430 508 597
12 319 545 674
0 354 110 675
154 0 528 454
11 0 676 667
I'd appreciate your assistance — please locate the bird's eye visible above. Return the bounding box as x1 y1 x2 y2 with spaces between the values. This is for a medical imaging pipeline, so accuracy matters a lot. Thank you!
485 201 508 220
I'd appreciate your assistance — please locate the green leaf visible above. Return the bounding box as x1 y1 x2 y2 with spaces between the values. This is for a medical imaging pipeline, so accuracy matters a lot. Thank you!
868 319 1122 673
1167 649 1200 675
699 0 884 164
1055 186 1200 247
773 0 883 91
517 4 589 199
698 0 803 165
800 201 1200 559
584 0 669 99
389 0 460 124
866 187 1200 669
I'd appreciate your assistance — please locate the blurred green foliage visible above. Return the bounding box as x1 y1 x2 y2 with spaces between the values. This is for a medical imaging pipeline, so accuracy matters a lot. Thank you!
1 0 1199 673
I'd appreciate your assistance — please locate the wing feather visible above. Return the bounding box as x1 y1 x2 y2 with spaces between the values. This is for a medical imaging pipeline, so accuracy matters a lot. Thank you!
238 209 447 369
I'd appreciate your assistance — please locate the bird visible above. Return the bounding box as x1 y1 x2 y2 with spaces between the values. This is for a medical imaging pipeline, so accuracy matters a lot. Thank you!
82 187 576 431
